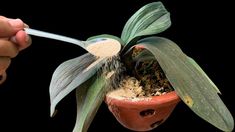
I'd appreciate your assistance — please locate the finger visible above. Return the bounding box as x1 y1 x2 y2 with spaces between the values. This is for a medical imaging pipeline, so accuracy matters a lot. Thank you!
10 30 32 51
0 39 19 58
0 72 7 85
0 57 11 73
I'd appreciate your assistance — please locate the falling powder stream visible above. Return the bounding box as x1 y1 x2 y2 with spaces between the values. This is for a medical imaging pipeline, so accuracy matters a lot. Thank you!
86 38 124 92
100 56 125 91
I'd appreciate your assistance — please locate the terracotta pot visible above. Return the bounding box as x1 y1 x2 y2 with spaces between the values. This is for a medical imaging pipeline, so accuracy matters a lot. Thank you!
105 91 180 131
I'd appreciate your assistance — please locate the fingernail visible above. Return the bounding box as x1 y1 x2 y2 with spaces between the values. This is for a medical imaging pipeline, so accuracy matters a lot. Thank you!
8 19 23 28
0 72 6 84
10 36 17 43
25 34 30 42
24 23 29 28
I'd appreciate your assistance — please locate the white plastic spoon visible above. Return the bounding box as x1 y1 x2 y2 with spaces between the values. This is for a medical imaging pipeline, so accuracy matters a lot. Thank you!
24 28 121 57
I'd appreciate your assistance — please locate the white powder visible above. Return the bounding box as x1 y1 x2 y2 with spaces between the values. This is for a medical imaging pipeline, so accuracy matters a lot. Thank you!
106 88 152 102
105 70 115 79
106 76 152 101
86 38 121 57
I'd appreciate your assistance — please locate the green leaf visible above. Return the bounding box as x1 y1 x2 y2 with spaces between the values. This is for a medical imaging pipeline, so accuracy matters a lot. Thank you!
188 57 221 94
49 54 107 116
134 36 234 131
87 34 125 46
121 2 171 45
73 74 108 132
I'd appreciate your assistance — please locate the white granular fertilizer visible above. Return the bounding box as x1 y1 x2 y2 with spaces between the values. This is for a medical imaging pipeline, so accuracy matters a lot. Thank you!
86 38 121 57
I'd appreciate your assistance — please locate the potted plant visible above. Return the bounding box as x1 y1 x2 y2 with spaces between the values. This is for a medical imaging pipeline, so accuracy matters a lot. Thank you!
104 46 181 131
48 2 234 132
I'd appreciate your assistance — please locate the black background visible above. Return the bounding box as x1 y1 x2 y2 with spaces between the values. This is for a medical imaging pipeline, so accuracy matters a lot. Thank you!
0 0 234 131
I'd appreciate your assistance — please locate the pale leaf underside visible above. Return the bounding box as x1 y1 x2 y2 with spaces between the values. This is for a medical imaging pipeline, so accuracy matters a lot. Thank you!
73 75 108 132
49 53 106 116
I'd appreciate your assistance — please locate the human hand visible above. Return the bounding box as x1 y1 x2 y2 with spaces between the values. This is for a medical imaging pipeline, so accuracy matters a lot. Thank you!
0 16 31 85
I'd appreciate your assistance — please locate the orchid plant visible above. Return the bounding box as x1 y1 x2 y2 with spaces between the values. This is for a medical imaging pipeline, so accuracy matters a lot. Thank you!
49 2 234 132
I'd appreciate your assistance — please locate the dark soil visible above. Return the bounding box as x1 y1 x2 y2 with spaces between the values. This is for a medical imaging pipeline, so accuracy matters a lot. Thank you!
116 47 173 97
134 59 173 96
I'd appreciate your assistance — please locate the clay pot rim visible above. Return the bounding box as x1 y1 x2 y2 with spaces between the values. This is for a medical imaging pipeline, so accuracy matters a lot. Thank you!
105 91 181 108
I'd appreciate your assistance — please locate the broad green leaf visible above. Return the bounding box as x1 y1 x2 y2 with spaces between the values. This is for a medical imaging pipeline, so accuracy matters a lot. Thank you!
188 57 221 94
133 36 234 131
87 34 125 46
49 54 107 116
73 74 108 132
121 2 171 45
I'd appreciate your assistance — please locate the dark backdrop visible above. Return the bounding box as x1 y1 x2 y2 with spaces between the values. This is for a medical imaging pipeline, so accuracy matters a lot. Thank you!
0 0 234 131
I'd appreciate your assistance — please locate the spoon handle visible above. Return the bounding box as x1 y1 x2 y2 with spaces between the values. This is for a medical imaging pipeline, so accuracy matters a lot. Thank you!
24 28 86 48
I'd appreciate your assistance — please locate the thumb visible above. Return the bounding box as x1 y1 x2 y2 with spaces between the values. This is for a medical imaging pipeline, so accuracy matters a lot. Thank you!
0 18 24 37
